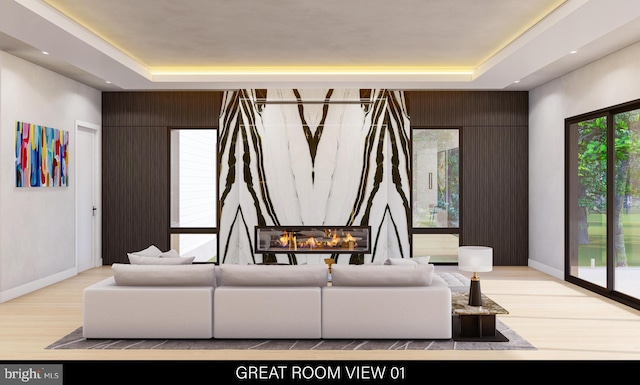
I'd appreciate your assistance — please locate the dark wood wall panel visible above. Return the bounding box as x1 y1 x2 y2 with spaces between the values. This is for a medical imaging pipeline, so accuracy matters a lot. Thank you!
407 91 528 127
102 91 222 264
461 126 529 266
407 91 529 266
102 91 221 127
406 91 467 126
462 91 528 127
102 126 170 264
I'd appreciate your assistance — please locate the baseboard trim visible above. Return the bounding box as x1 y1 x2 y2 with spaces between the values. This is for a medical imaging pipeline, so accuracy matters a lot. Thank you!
0 268 77 303
528 259 563 280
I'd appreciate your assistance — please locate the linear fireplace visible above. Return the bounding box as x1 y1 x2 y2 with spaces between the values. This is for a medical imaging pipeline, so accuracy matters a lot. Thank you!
255 226 371 255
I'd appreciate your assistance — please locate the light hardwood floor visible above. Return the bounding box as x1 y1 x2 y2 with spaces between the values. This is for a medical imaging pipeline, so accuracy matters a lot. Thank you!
1 265 640 361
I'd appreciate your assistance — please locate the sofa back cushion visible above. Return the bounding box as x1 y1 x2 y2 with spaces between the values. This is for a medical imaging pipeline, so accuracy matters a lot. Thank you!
330 264 434 286
219 264 328 287
112 263 216 286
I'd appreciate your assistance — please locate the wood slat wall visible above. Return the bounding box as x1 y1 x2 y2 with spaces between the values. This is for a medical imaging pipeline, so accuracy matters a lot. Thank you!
407 91 529 266
102 91 222 264
102 90 528 266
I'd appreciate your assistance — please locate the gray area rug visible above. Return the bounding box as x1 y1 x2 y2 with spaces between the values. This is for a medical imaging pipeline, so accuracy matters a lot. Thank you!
46 319 535 351
47 272 535 351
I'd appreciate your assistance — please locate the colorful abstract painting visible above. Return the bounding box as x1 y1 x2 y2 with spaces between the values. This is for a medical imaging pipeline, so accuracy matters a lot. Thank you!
15 121 69 187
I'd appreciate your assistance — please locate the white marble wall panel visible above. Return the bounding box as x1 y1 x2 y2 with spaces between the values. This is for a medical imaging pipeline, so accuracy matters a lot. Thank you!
219 89 410 264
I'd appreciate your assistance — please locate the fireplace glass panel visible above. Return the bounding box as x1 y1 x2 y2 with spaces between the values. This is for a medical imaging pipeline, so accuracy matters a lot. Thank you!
255 226 371 254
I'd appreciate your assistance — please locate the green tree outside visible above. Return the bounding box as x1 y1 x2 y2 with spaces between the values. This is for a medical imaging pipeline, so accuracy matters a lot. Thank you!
577 109 640 267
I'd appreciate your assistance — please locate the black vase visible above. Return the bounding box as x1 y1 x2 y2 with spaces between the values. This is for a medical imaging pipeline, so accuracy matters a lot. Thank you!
468 278 482 306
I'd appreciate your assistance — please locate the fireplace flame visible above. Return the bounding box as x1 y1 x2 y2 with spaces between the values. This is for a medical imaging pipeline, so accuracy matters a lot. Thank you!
280 231 292 247
328 229 341 247
305 237 318 248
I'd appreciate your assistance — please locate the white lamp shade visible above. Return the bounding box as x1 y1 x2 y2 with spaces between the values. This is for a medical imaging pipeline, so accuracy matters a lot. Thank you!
458 246 493 272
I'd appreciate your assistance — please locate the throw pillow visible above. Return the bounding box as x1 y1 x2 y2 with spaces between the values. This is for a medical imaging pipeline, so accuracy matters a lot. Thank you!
130 245 162 257
128 253 195 265
413 256 431 264
384 258 418 265
159 249 180 258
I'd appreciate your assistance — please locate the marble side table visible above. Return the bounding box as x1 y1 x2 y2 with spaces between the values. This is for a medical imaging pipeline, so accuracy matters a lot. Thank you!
451 291 509 341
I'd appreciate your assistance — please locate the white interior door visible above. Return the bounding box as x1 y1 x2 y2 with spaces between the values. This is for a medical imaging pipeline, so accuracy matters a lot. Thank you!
76 123 99 272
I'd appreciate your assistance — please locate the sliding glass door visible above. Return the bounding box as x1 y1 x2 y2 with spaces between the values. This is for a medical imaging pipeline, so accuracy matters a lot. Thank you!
613 108 640 298
567 116 608 287
566 102 640 309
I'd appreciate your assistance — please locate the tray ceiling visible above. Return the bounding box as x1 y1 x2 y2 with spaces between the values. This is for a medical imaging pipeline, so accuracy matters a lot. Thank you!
1 0 640 91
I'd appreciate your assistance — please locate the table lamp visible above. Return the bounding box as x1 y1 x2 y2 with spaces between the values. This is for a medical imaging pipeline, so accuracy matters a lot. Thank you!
458 246 493 306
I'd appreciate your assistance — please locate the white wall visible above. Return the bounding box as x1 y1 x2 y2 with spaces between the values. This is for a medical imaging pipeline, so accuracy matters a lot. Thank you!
0 52 101 302
529 41 640 279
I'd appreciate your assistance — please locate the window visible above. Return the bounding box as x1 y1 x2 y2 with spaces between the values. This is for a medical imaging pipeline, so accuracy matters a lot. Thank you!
567 115 607 287
170 128 218 263
412 128 460 263
566 101 640 310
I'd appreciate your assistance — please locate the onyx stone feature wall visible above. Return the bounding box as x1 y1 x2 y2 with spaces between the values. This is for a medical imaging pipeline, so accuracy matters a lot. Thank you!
102 91 222 264
407 91 529 266
218 89 410 265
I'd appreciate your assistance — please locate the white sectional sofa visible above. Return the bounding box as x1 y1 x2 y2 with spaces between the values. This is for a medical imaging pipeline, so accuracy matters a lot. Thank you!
213 264 327 339
322 264 452 339
83 264 217 339
82 261 452 340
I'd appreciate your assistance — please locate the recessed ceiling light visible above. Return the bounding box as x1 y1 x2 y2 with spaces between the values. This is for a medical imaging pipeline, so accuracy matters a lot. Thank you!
514 80 520 83
570 50 578 54
105 81 111 84
41 51 49 55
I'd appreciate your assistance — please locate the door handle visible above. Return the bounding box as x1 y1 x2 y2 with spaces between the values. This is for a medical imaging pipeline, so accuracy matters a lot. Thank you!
92 206 97 217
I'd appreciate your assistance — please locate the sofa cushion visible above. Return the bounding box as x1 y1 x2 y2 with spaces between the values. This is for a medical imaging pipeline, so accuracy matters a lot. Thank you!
128 254 195 265
159 249 180 258
383 256 431 265
384 257 417 265
130 245 162 257
111 263 216 286
413 256 431 264
330 264 434 286
219 264 328 287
